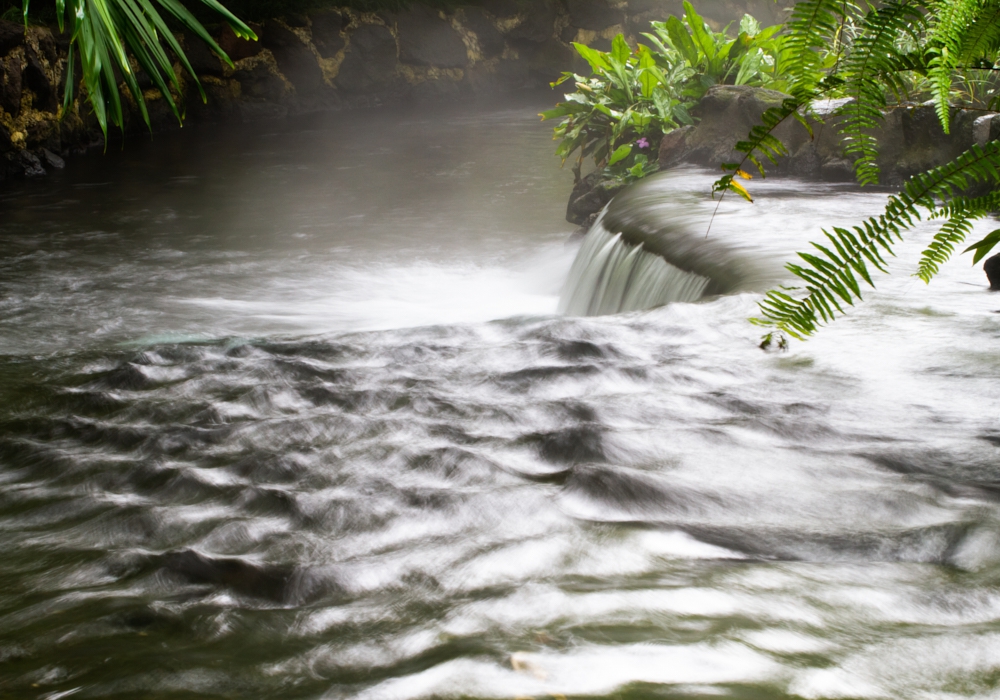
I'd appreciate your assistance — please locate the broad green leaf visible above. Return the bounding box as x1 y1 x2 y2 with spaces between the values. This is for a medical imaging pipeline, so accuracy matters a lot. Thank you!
608 144 632 166
573 42 611 74
964 228 1000 263
683 0 716 60
611 33 631 66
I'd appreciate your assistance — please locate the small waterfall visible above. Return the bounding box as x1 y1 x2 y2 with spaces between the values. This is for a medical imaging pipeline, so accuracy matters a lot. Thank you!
559 220 710 316
559 168 778 317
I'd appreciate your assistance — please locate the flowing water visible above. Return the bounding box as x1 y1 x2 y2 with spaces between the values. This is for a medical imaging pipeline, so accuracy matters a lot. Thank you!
2 97 1000 699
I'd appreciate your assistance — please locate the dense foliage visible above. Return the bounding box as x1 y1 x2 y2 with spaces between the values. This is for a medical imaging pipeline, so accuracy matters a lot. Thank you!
727 0 1000 342
541 1 793 183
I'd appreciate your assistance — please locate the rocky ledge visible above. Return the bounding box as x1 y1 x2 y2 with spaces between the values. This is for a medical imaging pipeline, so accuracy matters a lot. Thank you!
567 84 1000 227
1 0 784 183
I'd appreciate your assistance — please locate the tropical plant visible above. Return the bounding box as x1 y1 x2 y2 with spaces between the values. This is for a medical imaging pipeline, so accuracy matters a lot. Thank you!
16 0 256 136
711 0 1000 343
541 1 790 184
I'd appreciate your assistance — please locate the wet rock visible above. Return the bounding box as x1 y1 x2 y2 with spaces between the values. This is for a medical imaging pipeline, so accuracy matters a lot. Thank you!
180 30 224 77
23 49 56 112
395 6 468 68
0 55 21 117
507 0 558 44
310 9 345 59
233 59 288 102
462 7 505 58
567 0 626 30
335 23 397 93
41 148 64 169
284 12 309 28
263 20 324 94
985 253 1000 291
973 113 1000 146
17 149 45 177
218 22 263 62
0 19 24 56
566 170 626 225
480 0 521 18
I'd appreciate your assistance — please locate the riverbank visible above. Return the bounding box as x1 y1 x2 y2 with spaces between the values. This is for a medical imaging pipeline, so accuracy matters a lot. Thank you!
0 0 785 183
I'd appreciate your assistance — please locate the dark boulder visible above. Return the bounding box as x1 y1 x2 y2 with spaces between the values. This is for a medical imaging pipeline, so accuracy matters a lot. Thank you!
335 23 397 93
462 7 505 58
310 9 346 59
180 30 224 77
394 6 468 68
480 0 521 18
1 55 21 117
17 149 45 177
233 60 288 102
985 253 1000 291
507 0 557 44
263 20 324 94
41 148 64 169
218 22 263 62
566 170 626 225
567 0 626 30
23 49 57 112
0 19 24 56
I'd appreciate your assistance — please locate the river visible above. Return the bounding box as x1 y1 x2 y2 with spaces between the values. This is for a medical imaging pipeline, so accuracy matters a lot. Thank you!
2 95 999 699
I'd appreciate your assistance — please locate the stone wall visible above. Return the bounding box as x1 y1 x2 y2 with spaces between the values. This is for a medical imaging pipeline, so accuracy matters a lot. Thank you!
0 0 785 182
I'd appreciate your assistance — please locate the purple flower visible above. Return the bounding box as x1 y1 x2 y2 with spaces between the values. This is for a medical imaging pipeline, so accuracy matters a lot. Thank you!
635 137 650 150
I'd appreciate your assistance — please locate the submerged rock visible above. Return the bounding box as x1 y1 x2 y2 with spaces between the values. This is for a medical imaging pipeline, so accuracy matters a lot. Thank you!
985 253 1000 291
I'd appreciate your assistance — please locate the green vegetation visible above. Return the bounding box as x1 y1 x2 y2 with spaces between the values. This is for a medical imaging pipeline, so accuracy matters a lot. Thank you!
8 0 255 136
726 0 1000 342
545 0 1000 343
541 1 792 184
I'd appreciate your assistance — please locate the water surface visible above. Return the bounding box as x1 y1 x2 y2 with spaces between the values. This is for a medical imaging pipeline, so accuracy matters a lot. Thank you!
2 98 1000 699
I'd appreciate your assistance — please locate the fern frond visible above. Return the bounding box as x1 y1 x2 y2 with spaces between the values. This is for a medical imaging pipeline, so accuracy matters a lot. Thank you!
917 191 1000 280
957 0 1000 67
835 0 925 185
783 0 851 99
926 0 980 132
754 139 1000 338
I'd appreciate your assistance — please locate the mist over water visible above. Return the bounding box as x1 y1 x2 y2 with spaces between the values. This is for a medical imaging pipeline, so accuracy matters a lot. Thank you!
2 97 1000 699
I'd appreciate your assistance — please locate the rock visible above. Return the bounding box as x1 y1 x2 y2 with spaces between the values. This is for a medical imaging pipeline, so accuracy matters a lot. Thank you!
263 20 324 94
0 19 24 56
23 49 57 112
394 6 468 68
657 125 694 168
567 0 626 30
181 30 224 77
41 147 64 169
218 22 263 62
973 113 1000 146
284 13 309 28
0 121 12 153
507 1 558 44
233 60 288 102
310 9 345 59
1 54 21 117
335 23 397 93
18 149 45 177
985 253 1000 291
566 170 626 225
480 0 521 18
462 7 505 58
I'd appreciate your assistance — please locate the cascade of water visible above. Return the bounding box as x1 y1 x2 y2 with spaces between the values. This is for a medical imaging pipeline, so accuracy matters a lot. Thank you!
559 217 710 316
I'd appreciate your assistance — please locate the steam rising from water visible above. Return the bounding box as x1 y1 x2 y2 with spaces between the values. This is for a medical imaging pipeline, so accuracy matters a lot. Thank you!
2 107 1000 699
